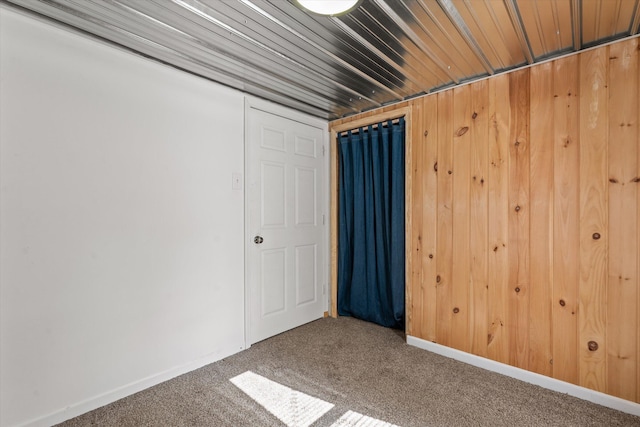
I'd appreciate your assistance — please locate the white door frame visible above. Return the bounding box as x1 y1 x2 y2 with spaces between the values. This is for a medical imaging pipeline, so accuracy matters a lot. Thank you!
243 96 330 348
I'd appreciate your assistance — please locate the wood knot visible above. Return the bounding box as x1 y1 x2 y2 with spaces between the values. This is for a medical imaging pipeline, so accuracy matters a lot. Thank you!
588 341 599 352
428 254 433 259
487 333 494 345
424 130 429 137
453 307 460 314
632 177 640 183
514 140 520 146
455 126 469 137
515 287 521 293
592 232 601 240
609 178 619 183
472 112 478 119
447 170 452 175
515 205 521 212
436 275 441 283
433 162 438 172
480 178 484 184
493 246 498 252
559 299 566 307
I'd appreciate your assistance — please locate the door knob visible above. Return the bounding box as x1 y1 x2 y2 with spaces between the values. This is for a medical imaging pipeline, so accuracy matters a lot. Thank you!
254 235 264 244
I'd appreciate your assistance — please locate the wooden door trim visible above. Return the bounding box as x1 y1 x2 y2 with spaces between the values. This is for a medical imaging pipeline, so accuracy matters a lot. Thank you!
328 106 413 321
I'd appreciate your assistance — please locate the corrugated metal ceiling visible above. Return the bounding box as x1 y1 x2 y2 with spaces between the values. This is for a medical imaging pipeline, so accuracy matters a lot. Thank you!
4 0 640 120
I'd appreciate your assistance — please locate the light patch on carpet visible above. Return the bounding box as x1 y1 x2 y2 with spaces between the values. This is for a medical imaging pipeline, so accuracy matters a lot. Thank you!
230 371 334 427
330 410 399 427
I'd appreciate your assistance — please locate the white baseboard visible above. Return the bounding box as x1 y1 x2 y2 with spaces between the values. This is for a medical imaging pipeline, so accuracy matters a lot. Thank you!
15 347 243 427
406 335 640 417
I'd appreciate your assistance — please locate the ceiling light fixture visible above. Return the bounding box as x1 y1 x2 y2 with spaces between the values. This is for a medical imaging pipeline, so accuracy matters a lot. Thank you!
296 0 361 16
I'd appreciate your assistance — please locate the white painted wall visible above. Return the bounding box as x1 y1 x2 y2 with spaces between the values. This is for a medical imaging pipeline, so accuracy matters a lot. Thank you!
0 8 246 427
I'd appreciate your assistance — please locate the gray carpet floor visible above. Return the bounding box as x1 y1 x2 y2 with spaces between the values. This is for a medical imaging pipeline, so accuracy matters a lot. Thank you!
57 317 640 426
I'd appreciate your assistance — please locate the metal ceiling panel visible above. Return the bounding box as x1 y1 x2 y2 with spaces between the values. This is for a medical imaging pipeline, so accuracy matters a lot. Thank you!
3 0 639 120
517 0 573 58
450 0 528 70
340 1 453 89
375 0 487 80
128 1 367 111
582 0 638 45
235 0 408 109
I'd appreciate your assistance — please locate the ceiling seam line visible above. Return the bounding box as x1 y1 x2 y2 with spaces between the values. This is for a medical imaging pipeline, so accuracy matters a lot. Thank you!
396 0 480 76
571 0 582 49
631 0 640 34
531 0 548 55
329 17 428 92
462 0 507 69
370 0 459 83
333 13 424 95
435 0 494 75
503 0 535 64
355 8 447 86
551 0 562 51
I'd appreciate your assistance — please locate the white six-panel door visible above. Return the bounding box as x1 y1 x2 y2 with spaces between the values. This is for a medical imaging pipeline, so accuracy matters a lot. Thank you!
247 106 325 344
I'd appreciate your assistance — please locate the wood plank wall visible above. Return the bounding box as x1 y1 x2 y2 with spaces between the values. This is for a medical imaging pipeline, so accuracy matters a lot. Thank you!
329 37 640 403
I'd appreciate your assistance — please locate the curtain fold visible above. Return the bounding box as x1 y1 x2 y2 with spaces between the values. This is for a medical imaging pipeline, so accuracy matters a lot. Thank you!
337 117 405 329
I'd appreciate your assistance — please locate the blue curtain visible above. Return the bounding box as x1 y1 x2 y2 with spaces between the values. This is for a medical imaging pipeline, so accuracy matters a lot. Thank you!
338 118 405 329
